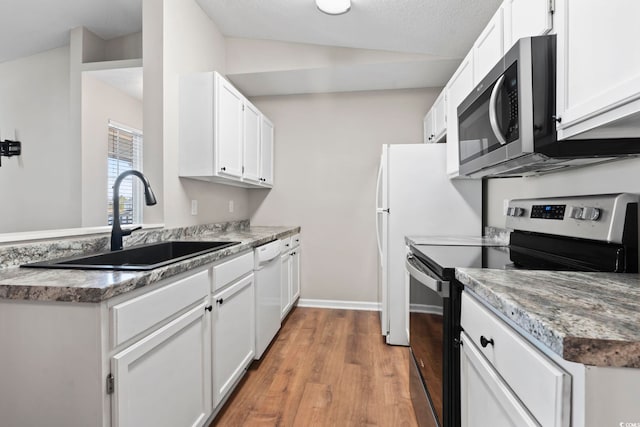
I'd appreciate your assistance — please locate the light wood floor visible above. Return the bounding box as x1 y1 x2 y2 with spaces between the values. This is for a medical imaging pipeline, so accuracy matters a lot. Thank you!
210 307 419 427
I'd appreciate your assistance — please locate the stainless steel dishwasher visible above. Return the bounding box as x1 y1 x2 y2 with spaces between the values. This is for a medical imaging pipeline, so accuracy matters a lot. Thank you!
254 240 282 359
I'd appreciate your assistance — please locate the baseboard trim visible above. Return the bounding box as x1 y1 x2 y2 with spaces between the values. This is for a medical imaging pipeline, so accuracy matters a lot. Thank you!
296 298 381 312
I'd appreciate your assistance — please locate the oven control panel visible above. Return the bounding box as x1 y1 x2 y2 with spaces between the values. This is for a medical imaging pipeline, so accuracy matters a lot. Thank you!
505 193 639 243
530 204 566 220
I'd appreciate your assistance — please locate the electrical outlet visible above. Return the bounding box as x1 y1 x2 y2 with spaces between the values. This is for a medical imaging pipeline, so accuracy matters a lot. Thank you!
228 200 234 213
191 200 198 215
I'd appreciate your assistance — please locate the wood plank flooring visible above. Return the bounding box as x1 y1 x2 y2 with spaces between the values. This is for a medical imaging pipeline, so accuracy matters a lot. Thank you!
210 307 419 427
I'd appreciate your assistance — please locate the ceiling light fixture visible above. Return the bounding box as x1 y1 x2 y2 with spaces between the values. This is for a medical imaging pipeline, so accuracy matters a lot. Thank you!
316 0 351 15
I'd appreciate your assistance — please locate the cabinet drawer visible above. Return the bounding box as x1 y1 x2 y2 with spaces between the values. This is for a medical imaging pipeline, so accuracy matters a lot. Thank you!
112 270 210 348
280 237 292 254
291 234 300 249
213 251 253 292
461 292 570 427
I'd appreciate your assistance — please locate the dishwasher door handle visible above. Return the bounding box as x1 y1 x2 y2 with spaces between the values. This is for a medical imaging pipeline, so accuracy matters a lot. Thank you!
406 255 450 298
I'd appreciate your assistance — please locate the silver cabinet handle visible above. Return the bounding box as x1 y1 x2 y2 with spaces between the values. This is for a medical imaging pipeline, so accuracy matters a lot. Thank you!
488 74 507 146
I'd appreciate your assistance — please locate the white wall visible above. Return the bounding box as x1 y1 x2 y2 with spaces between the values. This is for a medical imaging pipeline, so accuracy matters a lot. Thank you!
249 88 438 303
0 46 79 233
151 0 250 228
81 74 143 227
486 156 640 227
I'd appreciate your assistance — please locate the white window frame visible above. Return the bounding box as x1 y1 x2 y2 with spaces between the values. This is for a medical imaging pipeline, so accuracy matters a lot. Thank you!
108 120 143 226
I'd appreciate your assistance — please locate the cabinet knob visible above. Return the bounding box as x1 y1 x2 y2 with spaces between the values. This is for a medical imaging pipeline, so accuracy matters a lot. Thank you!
480 335 494 348
552 115 562 124
220 166 226 171
205 305 213 312
216 298 224 305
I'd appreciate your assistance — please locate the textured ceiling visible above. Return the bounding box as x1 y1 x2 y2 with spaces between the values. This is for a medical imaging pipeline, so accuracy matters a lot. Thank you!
197 0 502 57
0 0 142 63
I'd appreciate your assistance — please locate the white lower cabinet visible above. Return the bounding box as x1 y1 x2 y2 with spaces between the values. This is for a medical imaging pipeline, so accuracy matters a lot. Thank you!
460 331 538 427
212 273 255 406
461 292 570 427
280 251 292 318
291 247 300 301
0 250 259 427
111 301 212 427
280 234 301 319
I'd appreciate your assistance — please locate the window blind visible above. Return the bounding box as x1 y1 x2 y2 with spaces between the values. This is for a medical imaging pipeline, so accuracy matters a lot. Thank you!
107 121 143 226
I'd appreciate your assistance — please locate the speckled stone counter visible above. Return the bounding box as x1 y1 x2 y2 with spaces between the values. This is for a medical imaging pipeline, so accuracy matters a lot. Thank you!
0 224 299 303
456 268 640 368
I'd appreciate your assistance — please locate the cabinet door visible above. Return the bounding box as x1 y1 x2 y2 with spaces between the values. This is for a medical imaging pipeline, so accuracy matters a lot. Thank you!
280 253 292 319
260 116 274 186
215 75 244 178
473 6 504 83
503 0 553 50
555 0 640 139
432 91 447 142
460 332 539 427
243 102 262 184
291 248 300 302
111 301 212 427
212 274 255 406
423 109 435 143
446 51 474 178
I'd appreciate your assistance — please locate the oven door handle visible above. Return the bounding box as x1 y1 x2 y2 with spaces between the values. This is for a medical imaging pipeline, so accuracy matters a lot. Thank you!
489 74 507 146
406 255 450 298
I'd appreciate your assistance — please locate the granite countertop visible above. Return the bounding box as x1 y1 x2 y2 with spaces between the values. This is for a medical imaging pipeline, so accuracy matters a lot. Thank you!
456 268 640 368
0 225 299 303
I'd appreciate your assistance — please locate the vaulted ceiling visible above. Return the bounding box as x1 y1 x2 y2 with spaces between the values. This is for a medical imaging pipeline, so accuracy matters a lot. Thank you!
1 0 502 94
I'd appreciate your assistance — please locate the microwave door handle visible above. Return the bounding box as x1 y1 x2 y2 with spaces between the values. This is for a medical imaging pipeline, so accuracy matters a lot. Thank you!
489 74 507 146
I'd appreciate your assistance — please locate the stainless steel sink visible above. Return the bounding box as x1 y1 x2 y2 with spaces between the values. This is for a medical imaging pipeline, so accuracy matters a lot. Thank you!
21 240 240 271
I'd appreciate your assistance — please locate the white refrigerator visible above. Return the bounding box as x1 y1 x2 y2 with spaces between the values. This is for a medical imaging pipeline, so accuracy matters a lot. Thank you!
376 144 482 346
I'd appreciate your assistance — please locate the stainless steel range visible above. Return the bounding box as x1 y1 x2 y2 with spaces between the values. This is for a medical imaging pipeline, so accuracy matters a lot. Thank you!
406 193 639 427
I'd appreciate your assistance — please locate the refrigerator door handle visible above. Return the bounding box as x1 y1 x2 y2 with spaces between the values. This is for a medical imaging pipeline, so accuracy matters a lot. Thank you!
376 211 384 261
375 159 385 261
375 159 383 210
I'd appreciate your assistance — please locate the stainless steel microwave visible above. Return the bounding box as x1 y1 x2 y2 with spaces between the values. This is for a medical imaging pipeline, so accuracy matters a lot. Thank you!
457 35 640 178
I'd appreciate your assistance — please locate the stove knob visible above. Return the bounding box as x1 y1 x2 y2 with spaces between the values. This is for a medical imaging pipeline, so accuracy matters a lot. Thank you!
506 207 525 217
569 206 584 219
582 207 601 221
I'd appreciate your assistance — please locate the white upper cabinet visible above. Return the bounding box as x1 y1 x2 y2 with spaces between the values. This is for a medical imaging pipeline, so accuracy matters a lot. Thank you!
432 90 447 141
446 51 475 178
555 0 640 139
473 6 505 84
424 91 447 144
423 108 435 143
242 102 262 184
179 71 275 188
503 0 553 50
260 116 274 186
216 76 245 178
